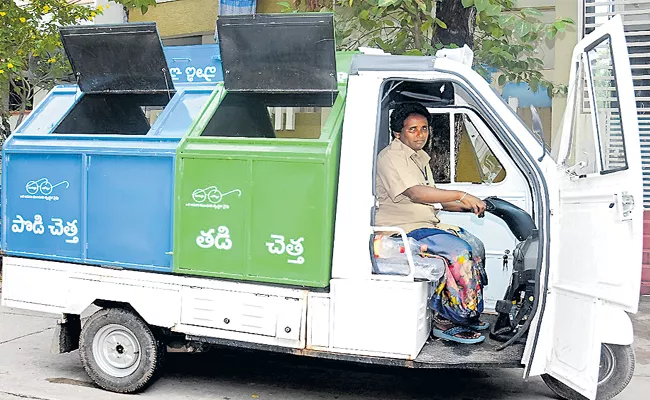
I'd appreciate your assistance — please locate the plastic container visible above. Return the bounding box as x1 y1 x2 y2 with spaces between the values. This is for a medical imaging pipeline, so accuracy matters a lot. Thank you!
373 235 446 282
373 235 426 258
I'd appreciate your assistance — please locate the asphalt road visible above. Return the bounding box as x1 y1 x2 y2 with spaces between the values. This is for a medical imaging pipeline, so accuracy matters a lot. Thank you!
1 297 649 400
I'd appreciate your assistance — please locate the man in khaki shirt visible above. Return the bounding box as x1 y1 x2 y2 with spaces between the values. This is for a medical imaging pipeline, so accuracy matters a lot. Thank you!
375 106 485 232
375 102 488 344
375 138 441 233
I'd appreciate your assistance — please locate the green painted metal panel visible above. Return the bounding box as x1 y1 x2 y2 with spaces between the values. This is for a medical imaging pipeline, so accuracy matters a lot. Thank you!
175 157 251 278
173 75 347 287
334 51 357 84
248 161 327 283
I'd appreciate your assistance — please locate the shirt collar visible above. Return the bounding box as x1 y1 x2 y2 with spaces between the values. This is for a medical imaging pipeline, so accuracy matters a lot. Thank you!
390 138 431 165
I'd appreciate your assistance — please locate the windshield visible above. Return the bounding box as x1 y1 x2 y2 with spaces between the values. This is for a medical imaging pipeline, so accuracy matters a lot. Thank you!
457 83 549 154
486 84 548 148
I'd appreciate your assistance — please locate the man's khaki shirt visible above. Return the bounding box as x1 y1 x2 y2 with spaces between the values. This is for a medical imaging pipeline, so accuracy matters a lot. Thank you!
375 139 440 234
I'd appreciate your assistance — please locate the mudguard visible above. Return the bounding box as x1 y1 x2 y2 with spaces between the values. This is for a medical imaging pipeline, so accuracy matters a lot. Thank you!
597 304 634 346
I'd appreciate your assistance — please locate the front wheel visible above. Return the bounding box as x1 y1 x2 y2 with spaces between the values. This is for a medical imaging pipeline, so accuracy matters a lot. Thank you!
79 308 165 393
542 344 635 400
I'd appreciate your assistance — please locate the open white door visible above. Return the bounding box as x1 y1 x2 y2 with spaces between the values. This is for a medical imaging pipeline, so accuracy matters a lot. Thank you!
527 15 643 400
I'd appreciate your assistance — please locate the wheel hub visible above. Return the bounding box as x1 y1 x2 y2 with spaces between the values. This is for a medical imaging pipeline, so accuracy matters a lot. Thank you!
598 344 616 384
92 324 142 378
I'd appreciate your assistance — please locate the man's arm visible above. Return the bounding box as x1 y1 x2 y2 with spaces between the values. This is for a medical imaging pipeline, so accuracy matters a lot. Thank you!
403 185 486 215
440 201 470 212
375 153 485 215
403 185 465 204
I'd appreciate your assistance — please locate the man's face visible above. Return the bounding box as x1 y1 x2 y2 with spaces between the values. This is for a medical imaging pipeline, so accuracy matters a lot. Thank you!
395 114 429 151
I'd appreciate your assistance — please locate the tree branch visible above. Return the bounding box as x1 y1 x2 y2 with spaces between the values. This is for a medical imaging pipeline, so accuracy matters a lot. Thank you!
347 26 400 49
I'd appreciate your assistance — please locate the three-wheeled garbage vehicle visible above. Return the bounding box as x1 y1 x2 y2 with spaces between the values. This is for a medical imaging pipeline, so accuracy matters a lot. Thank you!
0 13 643 400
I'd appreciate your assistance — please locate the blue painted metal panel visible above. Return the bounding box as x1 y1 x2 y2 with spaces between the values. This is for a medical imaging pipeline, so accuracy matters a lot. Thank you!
14 87 79 135
86 155 174 271
3 153 84 261
1 74 217 272
150 88 214 137
2 135 180 155
1 136 179 269
164 44 223 85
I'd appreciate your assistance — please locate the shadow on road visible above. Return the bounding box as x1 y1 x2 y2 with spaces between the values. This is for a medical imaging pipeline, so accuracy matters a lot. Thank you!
159 346 550 399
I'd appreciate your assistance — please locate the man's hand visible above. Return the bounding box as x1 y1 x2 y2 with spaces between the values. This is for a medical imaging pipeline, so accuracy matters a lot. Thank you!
460 193 486 216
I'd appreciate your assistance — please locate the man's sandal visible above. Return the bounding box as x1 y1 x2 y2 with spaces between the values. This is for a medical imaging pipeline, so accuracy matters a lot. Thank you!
432 325 486 344
469 320 490 331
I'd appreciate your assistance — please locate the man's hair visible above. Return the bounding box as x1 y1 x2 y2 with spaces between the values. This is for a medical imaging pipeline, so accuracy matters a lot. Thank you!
390 102 431 135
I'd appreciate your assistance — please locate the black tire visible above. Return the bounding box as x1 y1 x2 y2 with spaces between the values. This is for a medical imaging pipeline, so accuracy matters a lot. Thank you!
542 344 635 400
79 308 164 393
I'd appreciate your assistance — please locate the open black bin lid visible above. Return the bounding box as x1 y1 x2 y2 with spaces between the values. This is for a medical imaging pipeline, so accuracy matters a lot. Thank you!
217 13 337 95
59 22 174 94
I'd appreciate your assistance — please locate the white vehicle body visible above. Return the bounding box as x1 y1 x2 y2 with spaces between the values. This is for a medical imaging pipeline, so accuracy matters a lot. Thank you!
1 15 642 400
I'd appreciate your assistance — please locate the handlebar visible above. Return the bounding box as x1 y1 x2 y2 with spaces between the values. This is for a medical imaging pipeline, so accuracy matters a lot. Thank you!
482 197 536 241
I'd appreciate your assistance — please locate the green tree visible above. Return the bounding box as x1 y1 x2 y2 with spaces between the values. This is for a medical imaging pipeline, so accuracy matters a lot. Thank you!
0 0 103 142
281 0 573 180
0 0 162 141
281 0 573 96
111 0 156 15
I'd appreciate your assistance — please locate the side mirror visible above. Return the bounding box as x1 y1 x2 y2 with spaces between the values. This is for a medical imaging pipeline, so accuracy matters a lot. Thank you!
530 105 546 162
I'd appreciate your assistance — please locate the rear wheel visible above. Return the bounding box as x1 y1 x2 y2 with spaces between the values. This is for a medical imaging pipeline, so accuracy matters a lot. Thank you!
542 343 635 400
79 308 165 393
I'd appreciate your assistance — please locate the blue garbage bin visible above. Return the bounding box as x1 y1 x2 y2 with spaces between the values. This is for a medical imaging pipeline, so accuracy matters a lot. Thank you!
1 23 222 272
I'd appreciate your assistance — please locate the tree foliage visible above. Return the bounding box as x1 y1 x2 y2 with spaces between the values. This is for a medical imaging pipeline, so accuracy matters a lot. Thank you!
112 0 156 15
0 0 574 142
281 0 574 97
0 0 162 140
0 0 104 141
467 0 574 95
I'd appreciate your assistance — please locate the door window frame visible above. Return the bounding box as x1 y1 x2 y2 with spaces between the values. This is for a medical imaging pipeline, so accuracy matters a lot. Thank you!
383 106 510 185
428 108 508 185
584 34 629 175
563 35 630 178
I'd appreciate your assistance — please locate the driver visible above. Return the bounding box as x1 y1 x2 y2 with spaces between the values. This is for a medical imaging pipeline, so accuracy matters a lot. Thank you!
375 102 489 344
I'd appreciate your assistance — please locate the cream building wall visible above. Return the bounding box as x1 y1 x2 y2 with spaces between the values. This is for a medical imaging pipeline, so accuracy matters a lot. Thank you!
547 0 580 139
125 0 284 43
127 0 219 44
505 1 580 146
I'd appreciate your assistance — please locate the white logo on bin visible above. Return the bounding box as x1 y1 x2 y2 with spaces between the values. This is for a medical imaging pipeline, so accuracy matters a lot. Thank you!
186 186 242 210
11 214 79 244
266 235 305 265
20 178 69 201
196 226 232 250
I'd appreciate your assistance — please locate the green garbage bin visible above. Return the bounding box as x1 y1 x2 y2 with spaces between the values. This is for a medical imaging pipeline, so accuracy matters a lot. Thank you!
172 14 352 287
